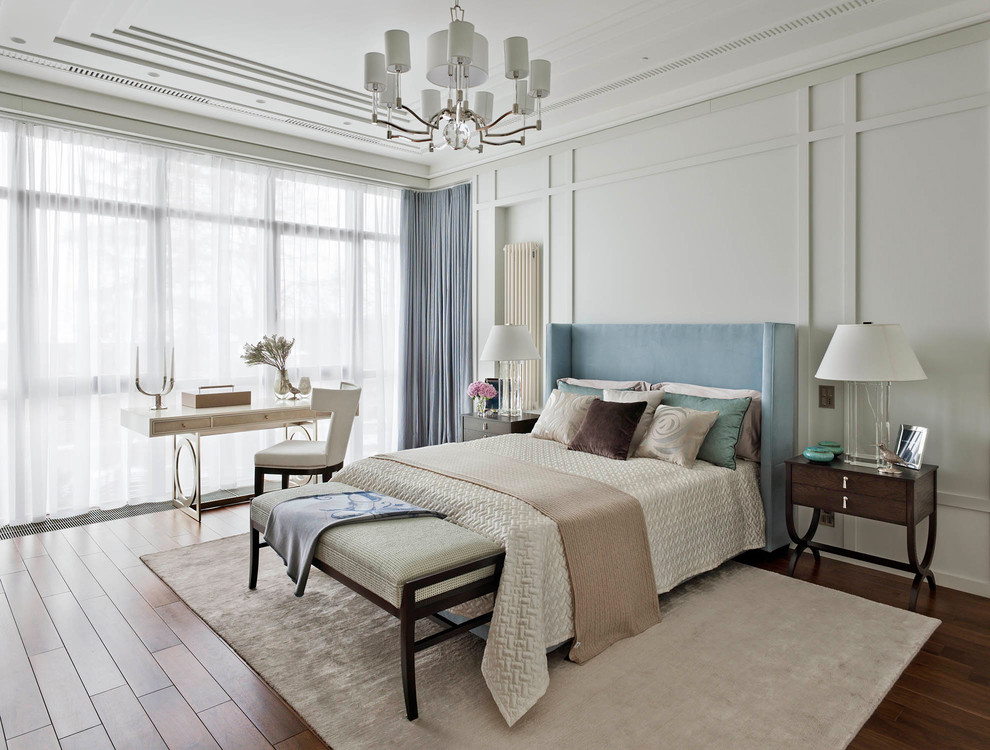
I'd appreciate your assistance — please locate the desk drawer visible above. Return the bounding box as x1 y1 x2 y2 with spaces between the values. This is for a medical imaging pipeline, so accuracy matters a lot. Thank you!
212 409 312 428
791 483 907 525
151 417 212 435
791 463 907 501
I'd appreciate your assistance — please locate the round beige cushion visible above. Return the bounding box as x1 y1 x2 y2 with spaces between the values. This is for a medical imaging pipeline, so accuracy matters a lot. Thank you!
252 484 502 607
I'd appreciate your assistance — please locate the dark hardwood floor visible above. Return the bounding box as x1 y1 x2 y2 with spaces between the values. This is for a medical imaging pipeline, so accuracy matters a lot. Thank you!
1 505 988 749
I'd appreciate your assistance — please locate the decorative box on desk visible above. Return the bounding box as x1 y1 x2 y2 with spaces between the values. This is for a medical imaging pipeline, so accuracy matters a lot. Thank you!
461 412 538 442
785 456 938 611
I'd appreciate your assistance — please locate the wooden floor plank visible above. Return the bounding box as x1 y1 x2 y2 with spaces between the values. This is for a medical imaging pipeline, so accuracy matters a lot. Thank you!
43 592 126 696
29 647 100 738
274 731 328 750
198 701 274 750
156 601 304 745
104 518 155 551
21 554 69 598
140 686 222 750
78 595 172 697
92 685 168 750
39 532 104 601
86 523 144 569
12 533 52 559
199 511 244 539
123 563 180 608
154 644 229 712
0 570 62 655
0 590 51 739
60 527 102 557
0 540 25 576
59 725 114 750
5 725 59 750
81 553 180 652
173 524 223 547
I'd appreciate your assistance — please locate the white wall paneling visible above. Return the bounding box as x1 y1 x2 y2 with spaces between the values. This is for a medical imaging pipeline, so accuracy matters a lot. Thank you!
465 30 990 597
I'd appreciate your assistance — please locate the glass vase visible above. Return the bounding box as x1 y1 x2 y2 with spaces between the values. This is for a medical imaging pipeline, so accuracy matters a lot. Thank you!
473 396 487 416
274 369 293 400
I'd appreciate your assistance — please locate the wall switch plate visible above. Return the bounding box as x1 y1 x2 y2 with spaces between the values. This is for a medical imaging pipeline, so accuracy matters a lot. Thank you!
820 510 835 527
819 385 835 409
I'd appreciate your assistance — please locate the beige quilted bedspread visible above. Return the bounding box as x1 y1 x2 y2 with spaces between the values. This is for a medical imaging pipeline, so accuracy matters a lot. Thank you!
334 434 764 725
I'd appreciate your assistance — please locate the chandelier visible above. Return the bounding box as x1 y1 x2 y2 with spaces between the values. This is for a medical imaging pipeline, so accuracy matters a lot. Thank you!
362 1 551 153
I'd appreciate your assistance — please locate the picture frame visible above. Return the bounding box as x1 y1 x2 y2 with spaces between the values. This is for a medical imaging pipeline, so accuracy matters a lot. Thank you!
484 378 500 412
894 424 928 470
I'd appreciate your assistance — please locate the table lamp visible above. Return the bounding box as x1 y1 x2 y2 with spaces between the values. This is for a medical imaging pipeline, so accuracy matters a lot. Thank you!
479 325 540 417
815 323 926 473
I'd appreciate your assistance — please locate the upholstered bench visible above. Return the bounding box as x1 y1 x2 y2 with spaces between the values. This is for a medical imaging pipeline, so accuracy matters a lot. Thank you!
249 484 505 720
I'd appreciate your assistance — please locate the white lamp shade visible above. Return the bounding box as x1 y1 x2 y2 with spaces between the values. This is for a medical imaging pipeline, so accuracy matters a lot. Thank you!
384 30 411 73
816 324 927 382
420 89 442 120
447 20 475 64
473 91 494 123
480 325 540 361
504 36 529 79
528 59 551 98
426 30 489 87
515 80 534 115
381 72 398 108
363 52 387 92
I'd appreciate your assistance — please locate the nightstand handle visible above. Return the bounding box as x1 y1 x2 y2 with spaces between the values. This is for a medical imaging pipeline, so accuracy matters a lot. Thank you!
842 476 848 489
482 422 489 431
843 496 848 509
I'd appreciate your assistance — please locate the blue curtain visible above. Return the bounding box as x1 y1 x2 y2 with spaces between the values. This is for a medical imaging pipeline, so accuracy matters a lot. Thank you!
399 183 473 449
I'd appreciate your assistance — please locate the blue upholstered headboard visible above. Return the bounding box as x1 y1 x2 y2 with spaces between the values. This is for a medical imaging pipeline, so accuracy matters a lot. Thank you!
545 323 796 551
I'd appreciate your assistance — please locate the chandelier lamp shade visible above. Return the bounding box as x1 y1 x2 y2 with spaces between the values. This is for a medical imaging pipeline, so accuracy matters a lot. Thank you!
363 1 551 153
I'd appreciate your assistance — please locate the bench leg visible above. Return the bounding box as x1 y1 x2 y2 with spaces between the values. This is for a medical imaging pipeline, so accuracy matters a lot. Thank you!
281 473 290 489
253 467 265 498
400 589 418 720
249 527 260 590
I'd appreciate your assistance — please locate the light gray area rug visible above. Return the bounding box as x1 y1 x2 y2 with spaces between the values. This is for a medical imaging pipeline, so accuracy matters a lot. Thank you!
143 536 939 750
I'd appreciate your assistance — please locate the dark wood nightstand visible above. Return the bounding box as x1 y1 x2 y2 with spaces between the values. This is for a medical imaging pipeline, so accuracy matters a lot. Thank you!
785 456 938 611
461 412 538 442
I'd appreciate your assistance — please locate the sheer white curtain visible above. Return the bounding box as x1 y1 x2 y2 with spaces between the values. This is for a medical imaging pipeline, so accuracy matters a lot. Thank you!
0 117 400 527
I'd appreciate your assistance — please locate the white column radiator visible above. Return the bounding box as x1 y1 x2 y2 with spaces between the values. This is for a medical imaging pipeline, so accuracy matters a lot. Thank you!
503 242 542 410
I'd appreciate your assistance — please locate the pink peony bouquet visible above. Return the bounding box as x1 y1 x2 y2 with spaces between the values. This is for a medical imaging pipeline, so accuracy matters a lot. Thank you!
467 381 498 400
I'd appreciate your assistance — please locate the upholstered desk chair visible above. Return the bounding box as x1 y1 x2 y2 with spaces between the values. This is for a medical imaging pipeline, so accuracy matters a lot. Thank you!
253 383 361 496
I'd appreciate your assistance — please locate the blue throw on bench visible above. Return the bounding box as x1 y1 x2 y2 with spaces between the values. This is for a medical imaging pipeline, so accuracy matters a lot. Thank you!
264 490 445 596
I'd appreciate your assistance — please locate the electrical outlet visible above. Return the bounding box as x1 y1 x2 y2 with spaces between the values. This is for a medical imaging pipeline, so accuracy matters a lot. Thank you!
819 385 835 409
820 510 835 527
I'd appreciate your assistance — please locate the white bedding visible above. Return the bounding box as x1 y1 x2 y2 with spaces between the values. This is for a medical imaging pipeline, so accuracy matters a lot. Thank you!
332 434 765 725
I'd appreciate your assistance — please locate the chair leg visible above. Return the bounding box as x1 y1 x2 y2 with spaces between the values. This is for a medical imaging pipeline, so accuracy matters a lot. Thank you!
254 467 265 498
400 589 418 721
248 527 260 590
322 467 332 483
281 473 290 490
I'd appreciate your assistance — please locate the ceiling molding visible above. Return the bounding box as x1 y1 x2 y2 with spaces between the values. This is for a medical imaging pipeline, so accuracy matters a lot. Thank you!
0 45 418 153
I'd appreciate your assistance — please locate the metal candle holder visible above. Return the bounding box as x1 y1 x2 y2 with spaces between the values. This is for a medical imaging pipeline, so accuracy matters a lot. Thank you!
136 347 175 410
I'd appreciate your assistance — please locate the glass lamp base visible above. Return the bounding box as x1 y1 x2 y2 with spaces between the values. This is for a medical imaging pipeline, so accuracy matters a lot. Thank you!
496 360 524 418
843 380 892 469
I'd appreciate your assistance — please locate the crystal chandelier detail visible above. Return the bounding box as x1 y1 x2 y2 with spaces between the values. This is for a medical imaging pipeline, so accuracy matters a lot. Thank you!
363 1 551 153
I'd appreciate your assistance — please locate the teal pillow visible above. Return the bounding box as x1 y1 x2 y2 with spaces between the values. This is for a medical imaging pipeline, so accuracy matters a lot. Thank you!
556 382 635 399
660 393 752 470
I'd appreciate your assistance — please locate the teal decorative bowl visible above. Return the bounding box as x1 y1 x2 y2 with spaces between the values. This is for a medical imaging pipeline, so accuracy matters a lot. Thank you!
817 441 843 457
803 447 835 463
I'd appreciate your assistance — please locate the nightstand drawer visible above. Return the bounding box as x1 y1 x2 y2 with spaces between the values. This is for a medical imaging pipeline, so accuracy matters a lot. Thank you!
462 429 492 442
791 483 907 525
791 463 907 501
462 416 511 434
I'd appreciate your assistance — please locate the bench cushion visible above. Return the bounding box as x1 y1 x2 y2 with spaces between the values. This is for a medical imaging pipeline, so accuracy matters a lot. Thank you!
251 484 502 607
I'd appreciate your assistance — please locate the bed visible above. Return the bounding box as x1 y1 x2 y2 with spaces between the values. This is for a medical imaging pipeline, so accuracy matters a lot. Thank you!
319 323 797 724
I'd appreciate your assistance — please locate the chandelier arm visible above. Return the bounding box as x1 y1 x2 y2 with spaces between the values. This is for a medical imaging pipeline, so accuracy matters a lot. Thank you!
477 110 515 132
388 132 435 144
483 123 539 139
399 105 438 130
379 120 432 136
481 137 524 146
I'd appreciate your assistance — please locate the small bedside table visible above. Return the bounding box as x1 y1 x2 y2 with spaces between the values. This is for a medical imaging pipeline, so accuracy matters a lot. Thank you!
461 412 538 442
785 456 938 611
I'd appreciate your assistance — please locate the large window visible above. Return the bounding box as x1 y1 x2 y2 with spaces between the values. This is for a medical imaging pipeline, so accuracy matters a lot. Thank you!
0 117 401 526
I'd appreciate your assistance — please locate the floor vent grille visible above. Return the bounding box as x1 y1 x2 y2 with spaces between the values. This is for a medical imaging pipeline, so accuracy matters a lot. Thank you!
0 500 176 540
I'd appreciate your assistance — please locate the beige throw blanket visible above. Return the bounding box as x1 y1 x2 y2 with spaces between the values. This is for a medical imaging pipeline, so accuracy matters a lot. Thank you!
377 443 661 664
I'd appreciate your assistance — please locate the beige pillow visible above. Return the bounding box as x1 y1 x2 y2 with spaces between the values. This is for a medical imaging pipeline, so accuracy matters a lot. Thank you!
634 405 719 468
603 388 665 455
653 382 763 462
532 390 597 445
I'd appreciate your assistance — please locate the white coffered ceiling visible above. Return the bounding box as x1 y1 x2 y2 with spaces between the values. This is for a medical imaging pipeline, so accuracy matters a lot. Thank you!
1 0 989 176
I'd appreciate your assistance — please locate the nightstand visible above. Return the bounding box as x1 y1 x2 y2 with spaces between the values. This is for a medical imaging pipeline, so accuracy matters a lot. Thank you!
785 456 938 611
461 412 538 442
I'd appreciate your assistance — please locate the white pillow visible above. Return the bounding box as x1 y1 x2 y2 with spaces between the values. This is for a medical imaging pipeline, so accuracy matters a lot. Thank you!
603 389 665 455
558 378 648 392
531 390 597 445
634 405 719 468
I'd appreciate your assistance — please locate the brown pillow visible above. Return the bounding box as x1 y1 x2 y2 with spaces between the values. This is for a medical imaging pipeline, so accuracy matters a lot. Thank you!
567 399 647 461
